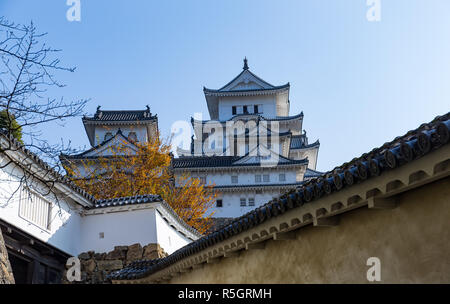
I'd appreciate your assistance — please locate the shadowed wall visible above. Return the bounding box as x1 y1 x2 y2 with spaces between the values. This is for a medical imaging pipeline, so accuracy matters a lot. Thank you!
169 178 450 283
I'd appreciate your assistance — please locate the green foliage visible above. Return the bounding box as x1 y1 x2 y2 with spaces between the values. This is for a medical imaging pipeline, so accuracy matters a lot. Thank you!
0 110 23 143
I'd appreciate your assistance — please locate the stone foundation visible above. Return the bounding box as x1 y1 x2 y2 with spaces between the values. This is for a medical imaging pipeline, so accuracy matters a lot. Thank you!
64 243 167 284
0 229 14 284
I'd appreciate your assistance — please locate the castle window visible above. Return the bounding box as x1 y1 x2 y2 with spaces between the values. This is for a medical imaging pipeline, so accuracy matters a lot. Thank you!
263 174 270 182
19 187 51 230
216 199 223 208
199 176 206 185
248 198 255 206
231 176 238 184
128 132 137 142
104 132 113 141
254 105 260 114
232 106 237 115
279 173 286 182
240 198 246 206
243 105 249 114
255 175 261 183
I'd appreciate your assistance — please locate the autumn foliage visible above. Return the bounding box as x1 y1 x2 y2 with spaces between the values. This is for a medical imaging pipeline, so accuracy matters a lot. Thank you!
64 136 216 234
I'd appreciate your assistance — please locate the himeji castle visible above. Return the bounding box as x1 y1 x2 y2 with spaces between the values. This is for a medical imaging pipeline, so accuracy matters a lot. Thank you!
174 58 321 218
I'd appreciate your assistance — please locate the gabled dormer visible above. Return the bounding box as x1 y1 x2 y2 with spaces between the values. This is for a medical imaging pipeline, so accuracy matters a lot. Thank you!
82 106 158 147
203 58 290 120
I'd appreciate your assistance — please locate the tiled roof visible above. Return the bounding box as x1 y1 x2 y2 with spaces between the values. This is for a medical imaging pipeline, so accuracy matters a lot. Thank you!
82 106 157 123
304 168 323 178
204 83 290 94
109 112 450 281
173 156 239 168
93 194 163 208
191 112 303 124
290 136 320 150
173 155 307 169
290 135 306 149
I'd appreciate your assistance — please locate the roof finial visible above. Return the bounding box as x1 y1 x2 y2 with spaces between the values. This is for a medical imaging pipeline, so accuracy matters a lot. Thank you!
243 57 249 70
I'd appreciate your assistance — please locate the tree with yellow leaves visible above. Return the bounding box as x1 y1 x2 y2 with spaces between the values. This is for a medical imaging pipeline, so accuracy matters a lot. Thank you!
64 136 216 234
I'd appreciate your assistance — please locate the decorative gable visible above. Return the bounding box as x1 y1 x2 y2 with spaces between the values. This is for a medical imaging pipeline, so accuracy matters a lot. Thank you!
220 70 275 92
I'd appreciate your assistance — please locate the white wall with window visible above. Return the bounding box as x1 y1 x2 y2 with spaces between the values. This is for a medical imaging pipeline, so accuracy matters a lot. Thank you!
218 95 276 121
0 160 84 256
208 192 280 218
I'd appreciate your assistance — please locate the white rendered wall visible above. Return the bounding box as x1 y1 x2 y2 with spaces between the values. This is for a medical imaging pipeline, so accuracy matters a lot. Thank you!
154 210 192 254
80 207 193 255
210 191 280 218
0 160 83 256
218 95 277 121
79 208 158 254
187 168 300 187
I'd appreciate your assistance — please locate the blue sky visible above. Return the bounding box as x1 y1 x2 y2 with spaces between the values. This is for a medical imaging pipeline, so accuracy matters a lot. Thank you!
1 0 449 172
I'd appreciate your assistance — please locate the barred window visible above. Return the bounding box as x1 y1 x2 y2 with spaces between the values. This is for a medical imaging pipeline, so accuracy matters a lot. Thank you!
19 187 51 230
248 198 255 206
231 176 238 184
240 198 246 206
279 173 286 182
263 174 270 182
216 199 223 208
255 175 261 183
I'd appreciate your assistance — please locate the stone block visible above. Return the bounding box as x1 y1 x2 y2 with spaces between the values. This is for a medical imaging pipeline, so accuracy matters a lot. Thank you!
126 243 143 262
106 246 127 260
97 260 123 271
81 259 96 274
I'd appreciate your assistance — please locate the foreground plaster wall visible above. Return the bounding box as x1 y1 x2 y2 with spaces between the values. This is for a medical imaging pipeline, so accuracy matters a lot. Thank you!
169 177 450 284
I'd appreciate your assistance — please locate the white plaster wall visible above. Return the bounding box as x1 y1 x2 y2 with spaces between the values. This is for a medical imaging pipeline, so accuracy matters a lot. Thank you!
79 208 158 254
210 192 280 218
0 160 83 256
186 169 300 187
94 125 147 146
154 210 192 254
218 95 277 121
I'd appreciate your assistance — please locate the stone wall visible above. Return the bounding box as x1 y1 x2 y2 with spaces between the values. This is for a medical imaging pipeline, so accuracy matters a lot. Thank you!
0 229 14 284
65 243 167 284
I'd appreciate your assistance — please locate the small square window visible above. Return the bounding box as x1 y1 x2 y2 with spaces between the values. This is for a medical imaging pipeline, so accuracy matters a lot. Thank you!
279 174 286 182
248 198 255 206
263 174 270 182
255 175 261 183
216 199 223 208
240 198 246 206
231 176 238 184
